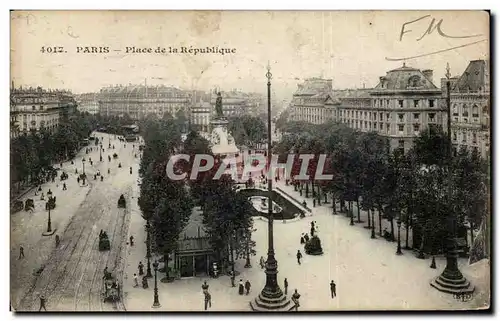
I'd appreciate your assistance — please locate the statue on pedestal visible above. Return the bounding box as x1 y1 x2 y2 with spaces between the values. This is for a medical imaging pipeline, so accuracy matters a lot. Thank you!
215 92 224 118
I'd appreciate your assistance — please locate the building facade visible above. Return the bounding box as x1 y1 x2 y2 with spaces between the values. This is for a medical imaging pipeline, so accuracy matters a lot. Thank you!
98 85 192 120
289 78 337 124
290 65 447 153
10 86 78 138
448 60 490 159
76 93 100 115
362 64 445 152
190 101 211 132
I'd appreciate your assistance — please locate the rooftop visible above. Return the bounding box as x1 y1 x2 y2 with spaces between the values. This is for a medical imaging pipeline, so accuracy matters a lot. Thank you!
373 63 439 91
453 60 489 93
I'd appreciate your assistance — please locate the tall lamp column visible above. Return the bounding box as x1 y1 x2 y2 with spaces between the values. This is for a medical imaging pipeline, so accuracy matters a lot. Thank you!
152 260 161 308
250 62 291 311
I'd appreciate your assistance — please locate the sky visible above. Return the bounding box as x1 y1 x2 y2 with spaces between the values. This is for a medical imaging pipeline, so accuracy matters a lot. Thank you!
10 10 489 102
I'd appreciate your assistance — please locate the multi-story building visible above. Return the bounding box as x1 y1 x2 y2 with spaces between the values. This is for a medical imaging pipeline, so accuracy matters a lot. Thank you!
98 85 192 120
76 92 100 115
360 64 445 152
290 65 446 153
289 78 337 124
10 86 77 138
190 101 211 132
448 60 490 159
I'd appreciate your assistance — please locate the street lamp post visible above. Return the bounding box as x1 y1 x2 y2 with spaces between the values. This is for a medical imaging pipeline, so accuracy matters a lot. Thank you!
46 190 53 233
430 63 474 296
396 218 403 255
81 158 86 185
152 260 161 308
250 63 291 311
146 220 153 278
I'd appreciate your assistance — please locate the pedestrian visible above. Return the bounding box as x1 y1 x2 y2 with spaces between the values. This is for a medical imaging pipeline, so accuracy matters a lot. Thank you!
55 235 60 247
300 234 305 244
129 235 134 246
204 291 212 310
103 266 109 279
296 250 302 265
40 193 45 201
244 280 251 295
310 226 315 237
39 294 47 312
330 280 336 298
238 279 244 295
260 256 265 269
230 271 235 287
77 177 80 184
201 280 209 294
284 278 289 295
142 276 149 289
62 183 67 190
18 246 25 259
291 289 301 311
133 273 138 287
138 261 144 275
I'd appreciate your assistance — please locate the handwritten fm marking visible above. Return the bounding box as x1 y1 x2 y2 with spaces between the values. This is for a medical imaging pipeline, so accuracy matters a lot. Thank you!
386 15 485 61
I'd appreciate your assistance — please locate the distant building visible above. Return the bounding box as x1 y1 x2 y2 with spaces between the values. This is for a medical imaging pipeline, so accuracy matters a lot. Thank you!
10 86 78 138
98 85 192 120
190 101 211 132
76 92 99 115
289 78 337 124
448 60 490 159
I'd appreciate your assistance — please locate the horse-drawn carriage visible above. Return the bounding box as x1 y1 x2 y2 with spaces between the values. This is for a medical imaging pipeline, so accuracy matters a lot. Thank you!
102 273 120 303
118 195 126 208
99 230 111 251
60 172 69 181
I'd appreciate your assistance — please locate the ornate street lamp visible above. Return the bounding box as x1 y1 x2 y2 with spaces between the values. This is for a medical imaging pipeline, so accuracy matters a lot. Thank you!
396 218 403 255
152 260 161 308
430 63 474 296
250 63 291 311
146 220 153 278
46 190 53 233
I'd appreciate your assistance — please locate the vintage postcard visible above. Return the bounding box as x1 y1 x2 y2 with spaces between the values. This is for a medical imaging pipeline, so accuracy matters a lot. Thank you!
10 10 490 312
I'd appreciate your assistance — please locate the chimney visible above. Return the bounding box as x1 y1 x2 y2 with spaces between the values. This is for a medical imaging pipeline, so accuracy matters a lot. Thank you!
422 69 433 81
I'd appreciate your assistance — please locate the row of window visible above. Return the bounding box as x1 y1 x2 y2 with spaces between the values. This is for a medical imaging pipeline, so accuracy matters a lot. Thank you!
452 104 481 117
374 99 435 108
452 131 479 144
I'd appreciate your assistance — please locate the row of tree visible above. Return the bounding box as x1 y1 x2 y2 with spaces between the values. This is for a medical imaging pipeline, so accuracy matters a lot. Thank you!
137 118 255 280
274 121 489 257
228 115 267 147
10 112 97 194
